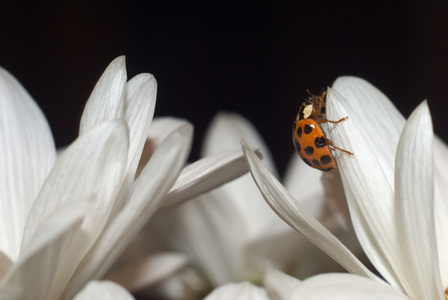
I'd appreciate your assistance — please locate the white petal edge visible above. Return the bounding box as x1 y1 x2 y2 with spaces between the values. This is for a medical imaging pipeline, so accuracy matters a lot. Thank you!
162 149 257 209
105 252 189 292
79 56 127 135
394 101 442 299
73 280 135 300
64 123 193 298
0 67 56 261
289 273 409 300
326 87 405 289
241 139 378 280
204 282 269 300
0 201 86 299
264 266 301 300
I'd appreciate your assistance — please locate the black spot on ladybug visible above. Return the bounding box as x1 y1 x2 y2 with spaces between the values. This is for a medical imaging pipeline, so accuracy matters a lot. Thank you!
304 146 314 155
322 167 334 172
312 159 320 166
315 137 327 148
302 158 312 167
304 124 313 134
297 126 302 138
293 139 301 152
320 155 332 165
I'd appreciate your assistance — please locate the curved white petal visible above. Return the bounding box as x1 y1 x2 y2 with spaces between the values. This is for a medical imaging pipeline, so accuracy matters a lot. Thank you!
64 123 193 298
326 86 405 289
105 252 189 292
434 136 448 287
21 121 129 299
394 101 442 299
163 150 256 209
289 273 409 300
79 56 127 135
73 281 134 300
241 140 377 280
204 282 269 300
264 266 300 300
0 201 86 299
0 67 56 261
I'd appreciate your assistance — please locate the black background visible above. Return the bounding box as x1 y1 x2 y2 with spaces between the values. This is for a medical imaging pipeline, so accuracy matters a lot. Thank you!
2 1 448 175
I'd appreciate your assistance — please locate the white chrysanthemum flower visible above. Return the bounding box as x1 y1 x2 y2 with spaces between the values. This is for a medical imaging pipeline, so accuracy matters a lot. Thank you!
0 57 249 299
240 77 448 299
110 111 362 299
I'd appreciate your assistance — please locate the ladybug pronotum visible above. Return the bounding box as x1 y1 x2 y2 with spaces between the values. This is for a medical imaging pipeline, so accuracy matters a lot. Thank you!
292 89 353 171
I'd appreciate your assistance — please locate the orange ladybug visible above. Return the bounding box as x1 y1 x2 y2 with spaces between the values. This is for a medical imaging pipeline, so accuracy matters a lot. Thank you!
292 89 353 171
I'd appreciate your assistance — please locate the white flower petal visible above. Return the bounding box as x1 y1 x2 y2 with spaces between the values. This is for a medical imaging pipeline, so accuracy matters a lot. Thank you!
204 282 269 300
264 266 300 300
331 76 405 183
105 252 189 292
394 101 442 299
79 56 127 135
21 121 129 299
0 67 56 261
241 139 377 280
283 155 329 219
0 250 12 281
202 112 277 173
73 280 135 300
162 149 256 209
1 201 86 299
152 191 245 286
326 87 405 289
109 73 157 218
290 273 409 300
434 136 448 287
123 73 156 176
64 123 193 298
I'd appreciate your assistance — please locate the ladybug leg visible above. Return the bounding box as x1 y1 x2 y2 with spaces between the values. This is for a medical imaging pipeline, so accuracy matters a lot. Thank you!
319 116 349 124
327 138 354 156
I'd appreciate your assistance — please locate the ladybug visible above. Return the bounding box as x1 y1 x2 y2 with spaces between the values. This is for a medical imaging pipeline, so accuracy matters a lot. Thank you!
292 89 353 171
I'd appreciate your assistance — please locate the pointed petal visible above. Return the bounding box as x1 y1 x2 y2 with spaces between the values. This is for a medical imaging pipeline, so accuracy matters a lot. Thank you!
105 252 189 292
241 140 377 280
202 112 277 173
73 281 135 300
290 273 409 300
21 121 129 299
162 149 255 209
264 266 300 300
79 56 127 135
326 86 405 289
0 201 86 299
108 73 157 218
0 67 56 261
394 101 442 299
204 282 269 300
64 123 193 298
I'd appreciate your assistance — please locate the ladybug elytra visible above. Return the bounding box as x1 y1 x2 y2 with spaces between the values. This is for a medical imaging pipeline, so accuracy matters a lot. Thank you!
292 89 353 171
